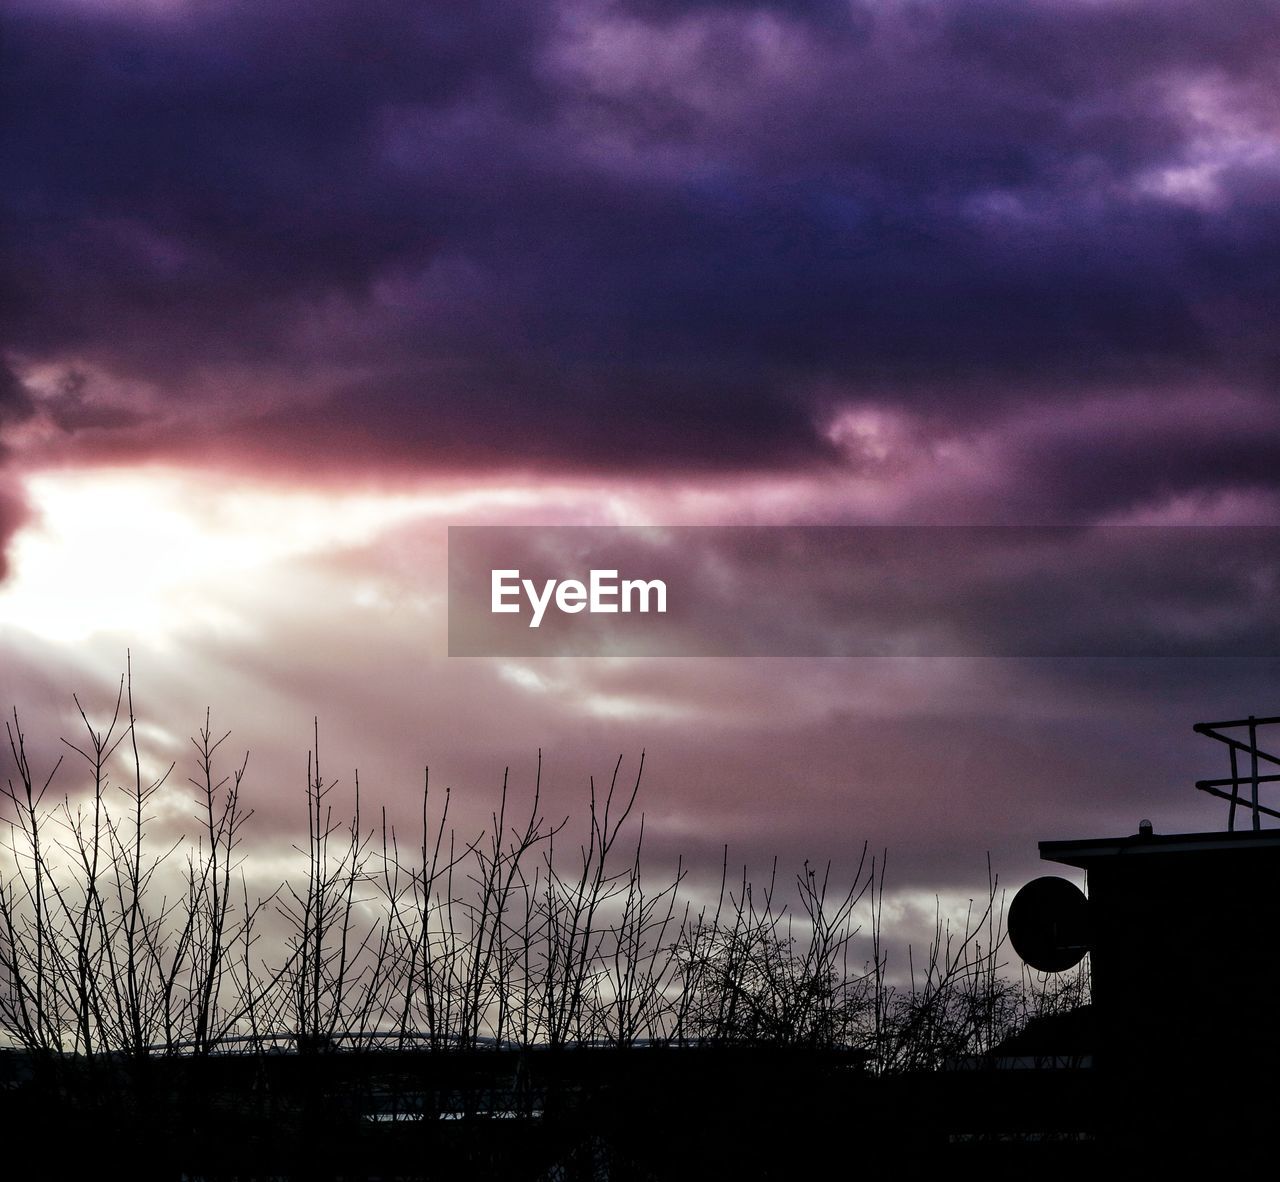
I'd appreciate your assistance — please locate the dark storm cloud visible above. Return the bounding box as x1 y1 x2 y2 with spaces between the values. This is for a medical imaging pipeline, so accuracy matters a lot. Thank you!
231 363 831 472
1007 408 1280 519
3 0 1280 485
1 0 548 364
941 391 1280 521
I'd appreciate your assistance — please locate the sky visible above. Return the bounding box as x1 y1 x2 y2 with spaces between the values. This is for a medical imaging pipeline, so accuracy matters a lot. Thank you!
2 0 1279 935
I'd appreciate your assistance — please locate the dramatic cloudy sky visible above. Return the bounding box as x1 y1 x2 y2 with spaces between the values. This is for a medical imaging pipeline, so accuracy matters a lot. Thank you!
2 0 1279 933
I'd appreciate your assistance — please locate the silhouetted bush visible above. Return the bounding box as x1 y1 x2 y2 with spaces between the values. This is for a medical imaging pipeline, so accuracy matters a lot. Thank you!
0 673 1088 1073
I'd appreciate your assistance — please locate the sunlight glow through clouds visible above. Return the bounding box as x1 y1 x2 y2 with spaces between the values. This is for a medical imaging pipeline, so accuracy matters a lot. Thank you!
0 469 545 644
0 462 909 648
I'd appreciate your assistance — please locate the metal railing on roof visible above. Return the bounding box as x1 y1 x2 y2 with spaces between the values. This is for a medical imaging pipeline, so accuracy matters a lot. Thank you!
1193 715 1280 831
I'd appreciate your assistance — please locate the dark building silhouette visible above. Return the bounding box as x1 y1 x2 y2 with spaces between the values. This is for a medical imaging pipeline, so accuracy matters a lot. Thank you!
1042 828 1280 1063
1019 715 1280 1160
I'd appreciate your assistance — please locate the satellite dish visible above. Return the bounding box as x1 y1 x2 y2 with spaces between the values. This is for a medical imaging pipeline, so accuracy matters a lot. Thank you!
1008 876 1090 972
